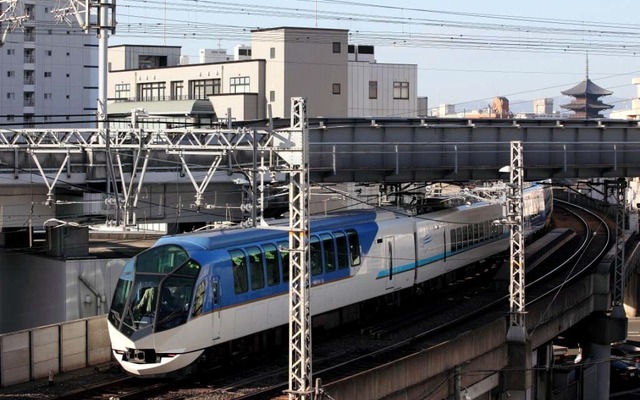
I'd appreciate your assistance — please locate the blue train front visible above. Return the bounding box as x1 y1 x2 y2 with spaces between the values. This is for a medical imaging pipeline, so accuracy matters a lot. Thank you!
107 212 378 376
107 183 552 376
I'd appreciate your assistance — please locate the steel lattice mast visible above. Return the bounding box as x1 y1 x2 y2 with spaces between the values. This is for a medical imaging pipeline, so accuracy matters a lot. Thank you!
612 179 627 318
506 140 527 343
275 98 313 400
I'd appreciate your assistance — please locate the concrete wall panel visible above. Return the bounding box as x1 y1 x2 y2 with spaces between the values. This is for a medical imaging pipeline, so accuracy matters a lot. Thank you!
31 326 59 380
0 332 30 387
87 317 111 365
61 321 86 372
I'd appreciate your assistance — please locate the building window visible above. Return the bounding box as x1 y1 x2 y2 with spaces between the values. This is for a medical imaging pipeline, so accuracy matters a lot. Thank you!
189 79 220 100
46 50 52 56
137 82 166 101
7 71 14 77
23 93 34 107
270 47 276 59
333 41 341 53
24 27 34 42
44 71 52 78
332 83 341 95
393 81 409 100
47 29 52 35
230 76 250 93
44 93 52 99
7 115 14 121
170 81 184 100
66 52 70 56
115 83 130 100
369 81 378 99
269 91 275 102
6 92 14 99
6 49 14 55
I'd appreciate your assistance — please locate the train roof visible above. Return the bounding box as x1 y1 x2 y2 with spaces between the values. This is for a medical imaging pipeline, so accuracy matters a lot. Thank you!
154 209 390 251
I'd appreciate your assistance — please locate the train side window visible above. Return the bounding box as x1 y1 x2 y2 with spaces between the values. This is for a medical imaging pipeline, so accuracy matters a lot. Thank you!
321 233 337 272
229 249 248 294
191 280 205 318
310 236 322 276
346 229 361 266
278 241 290 282
479 222 485 242
247 246 265 290
456 227 462 250
462 226 468 248
334 232 349 269
450 229 457 252
263 244 280 286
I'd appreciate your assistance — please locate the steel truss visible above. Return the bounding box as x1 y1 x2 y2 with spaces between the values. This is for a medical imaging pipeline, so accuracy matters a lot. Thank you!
612 179 627 315
0 127 275 225
272 98 313 399
506 140 527 343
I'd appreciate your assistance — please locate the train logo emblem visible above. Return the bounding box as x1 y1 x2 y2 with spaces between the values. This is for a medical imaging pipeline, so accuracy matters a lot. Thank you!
422 233 432 248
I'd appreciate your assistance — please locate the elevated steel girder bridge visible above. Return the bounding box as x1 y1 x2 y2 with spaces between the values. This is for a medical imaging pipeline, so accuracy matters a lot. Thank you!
2 117 640 184
0 117 639 226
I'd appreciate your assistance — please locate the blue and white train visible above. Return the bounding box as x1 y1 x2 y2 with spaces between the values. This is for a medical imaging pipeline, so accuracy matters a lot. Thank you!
107 183 553 376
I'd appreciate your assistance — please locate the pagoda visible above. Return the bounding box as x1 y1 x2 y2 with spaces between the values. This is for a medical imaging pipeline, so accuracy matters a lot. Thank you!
561 57 613 118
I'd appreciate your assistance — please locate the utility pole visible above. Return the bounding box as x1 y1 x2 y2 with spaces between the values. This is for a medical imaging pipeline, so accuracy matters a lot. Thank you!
273 98 313 400
612 178 627 318
53 1 119 223
506 140 527 343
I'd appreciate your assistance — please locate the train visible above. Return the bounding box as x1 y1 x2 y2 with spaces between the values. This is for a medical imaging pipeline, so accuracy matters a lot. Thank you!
107 183 553 376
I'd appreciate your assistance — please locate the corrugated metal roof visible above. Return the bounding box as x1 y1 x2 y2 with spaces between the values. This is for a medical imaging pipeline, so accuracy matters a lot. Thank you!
108 100 215 116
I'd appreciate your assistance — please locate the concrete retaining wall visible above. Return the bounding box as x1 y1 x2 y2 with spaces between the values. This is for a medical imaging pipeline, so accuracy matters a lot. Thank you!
0 315 110 387
324 318 508 400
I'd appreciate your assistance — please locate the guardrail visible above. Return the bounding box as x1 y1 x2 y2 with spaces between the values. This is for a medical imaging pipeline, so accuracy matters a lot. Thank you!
0 315 111 388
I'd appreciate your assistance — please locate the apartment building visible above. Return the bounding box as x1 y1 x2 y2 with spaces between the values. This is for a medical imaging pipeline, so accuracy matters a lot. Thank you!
107 27 418 126
0 1 98 128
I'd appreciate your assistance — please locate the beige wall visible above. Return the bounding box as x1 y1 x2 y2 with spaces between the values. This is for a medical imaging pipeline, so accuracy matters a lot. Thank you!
108 60 265 117
252 28 349 118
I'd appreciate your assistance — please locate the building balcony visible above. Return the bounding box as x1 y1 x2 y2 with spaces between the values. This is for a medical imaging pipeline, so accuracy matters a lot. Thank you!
23 56 35 63
23 100 35 107
23 78 35 85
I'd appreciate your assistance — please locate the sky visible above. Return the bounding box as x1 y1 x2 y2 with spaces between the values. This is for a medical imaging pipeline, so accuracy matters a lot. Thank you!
110 0 640 114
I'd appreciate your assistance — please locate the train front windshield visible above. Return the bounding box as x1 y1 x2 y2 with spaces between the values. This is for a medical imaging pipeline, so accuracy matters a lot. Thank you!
108 244 201 337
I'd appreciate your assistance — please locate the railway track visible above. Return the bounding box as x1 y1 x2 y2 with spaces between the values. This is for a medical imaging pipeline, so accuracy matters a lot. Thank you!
214 199 614 400
43 197 615 400
50 376 175 400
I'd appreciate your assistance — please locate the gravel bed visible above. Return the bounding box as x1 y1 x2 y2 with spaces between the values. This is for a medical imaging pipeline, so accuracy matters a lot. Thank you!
0 364 126 399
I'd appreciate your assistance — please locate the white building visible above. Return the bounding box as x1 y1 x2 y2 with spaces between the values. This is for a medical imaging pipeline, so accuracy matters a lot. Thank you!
107 27 418 124
533 98 554 115
0 1 98 128
610 77 640 120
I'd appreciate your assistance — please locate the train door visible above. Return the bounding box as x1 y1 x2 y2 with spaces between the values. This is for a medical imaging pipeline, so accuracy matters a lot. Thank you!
384 236 395 290
211 276 221 340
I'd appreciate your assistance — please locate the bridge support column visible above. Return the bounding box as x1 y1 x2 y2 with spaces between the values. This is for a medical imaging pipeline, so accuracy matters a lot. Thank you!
503 340 532 400
581 342 610 400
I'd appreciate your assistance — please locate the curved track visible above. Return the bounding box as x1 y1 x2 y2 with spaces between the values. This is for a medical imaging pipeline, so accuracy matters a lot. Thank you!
47 198 615 400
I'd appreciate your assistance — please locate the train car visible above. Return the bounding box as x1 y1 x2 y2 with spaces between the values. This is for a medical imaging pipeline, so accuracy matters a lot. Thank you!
107 183 552 376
